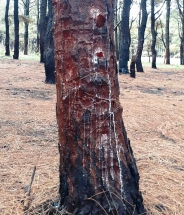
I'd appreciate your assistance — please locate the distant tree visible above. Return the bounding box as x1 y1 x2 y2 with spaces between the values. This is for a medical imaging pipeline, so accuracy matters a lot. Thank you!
165 0 171 64
43 0 55 83
5 0 10 56
13 0 19 59
176 0 184 65
23 0 30 55
151 0 157 68
53 0 145 214
36 0 40 53
135 0 148 72
119 0 132 74
40 0 47 63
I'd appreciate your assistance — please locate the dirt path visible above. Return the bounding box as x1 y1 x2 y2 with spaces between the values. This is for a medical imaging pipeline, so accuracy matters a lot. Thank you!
0 58 183 214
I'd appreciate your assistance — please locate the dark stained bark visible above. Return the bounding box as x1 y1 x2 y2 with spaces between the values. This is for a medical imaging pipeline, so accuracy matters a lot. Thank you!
40 0 47 63
5 0 10 56
165 0 171 64
119 0 132 74
13 0 19 59
136 0 148 72
24 0 29 55
151 0 157 69
43 0 55 84
53 0 145 214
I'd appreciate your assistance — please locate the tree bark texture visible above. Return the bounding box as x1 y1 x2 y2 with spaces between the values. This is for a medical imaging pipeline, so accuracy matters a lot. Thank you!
53 0 145 214
165 0 170 64
5 0 10 56
130 55 136 78
24 0 29 55
13 0 19 59
119 0 132 74
151 0 157 69
40 0 47 63
136 0 148 72
43 0 55 84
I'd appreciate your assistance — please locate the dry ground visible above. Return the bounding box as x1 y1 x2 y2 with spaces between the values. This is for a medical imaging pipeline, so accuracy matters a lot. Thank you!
0 58 183 215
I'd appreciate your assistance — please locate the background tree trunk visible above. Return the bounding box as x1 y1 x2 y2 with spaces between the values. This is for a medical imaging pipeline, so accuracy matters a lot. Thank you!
24 0 29 55
43 0 55 84
5 0 10 56
36 0 40 53
165 0 171 64
119 0 132 74
13 0 19 59
40 0 47 63
53 0 145 214
151 0 157 68
136 0 148 72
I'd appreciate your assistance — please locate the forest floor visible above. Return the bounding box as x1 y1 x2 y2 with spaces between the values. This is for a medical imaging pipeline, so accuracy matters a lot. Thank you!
0 57 183 215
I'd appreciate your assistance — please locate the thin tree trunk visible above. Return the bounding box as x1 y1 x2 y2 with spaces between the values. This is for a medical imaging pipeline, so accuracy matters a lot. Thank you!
53 0 145 214
165 0 171 64
24 0 29 55
5 0 10 56
43 0 55 84
13 0 19 59
119 0 132 74
136 0 148 72
151 0 157 68
36 0 40 53
176 0 184 64
40 0 47 62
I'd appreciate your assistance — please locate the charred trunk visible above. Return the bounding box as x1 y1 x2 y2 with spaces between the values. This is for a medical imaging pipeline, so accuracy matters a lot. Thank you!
5 0 10 56
13 0 19 59
119 0 132 74
43 0 55 84
53 1 145 214
136 0 148 72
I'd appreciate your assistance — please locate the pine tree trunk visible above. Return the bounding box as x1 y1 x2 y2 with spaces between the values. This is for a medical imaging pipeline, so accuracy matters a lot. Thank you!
119 0 132 74
53 1 145 214
36 0 40 53
24 0 29 55
5 0 10 56
136 0 148 72
43 0 55 84
13 0 19 59
151 0 157 69
40 0 47 62
165 0 170 64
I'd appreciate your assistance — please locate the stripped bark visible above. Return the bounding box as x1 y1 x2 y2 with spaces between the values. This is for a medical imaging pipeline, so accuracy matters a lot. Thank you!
53 0 145 214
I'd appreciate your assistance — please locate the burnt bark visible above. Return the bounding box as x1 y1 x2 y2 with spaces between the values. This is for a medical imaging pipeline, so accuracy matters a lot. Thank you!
43 0 55 84
165 0 170 64
53 0 145 214
5 0 10 56
24 0 29 55
136 0 148 72
40 0 47 63
13 0 19 59
119 0 132 74
151 0 157 69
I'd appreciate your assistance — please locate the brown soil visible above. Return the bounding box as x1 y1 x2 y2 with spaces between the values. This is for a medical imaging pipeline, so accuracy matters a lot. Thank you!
0 58 183 215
